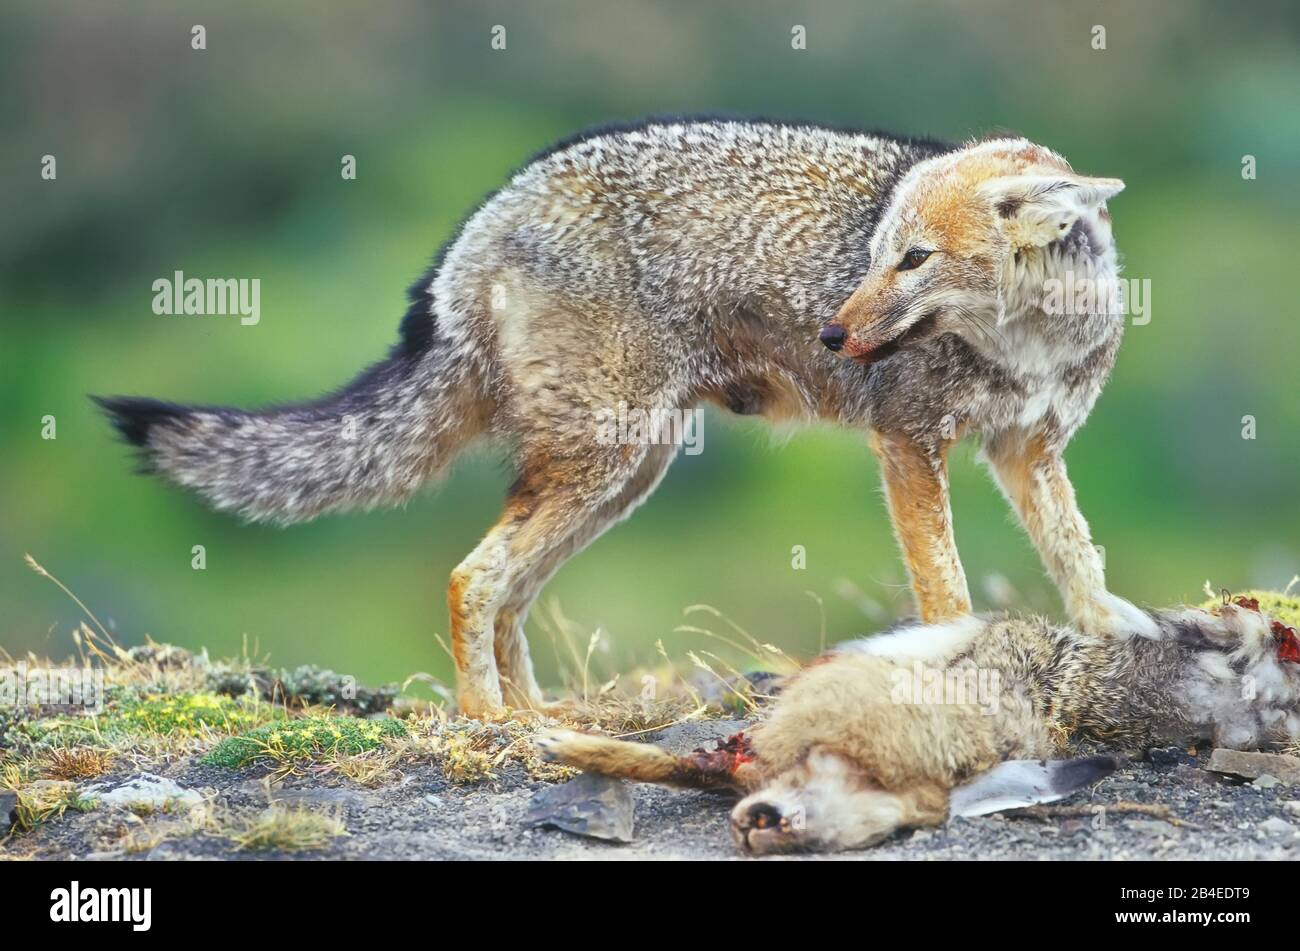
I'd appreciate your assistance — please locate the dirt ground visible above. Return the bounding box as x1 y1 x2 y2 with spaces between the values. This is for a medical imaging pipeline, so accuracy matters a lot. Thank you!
8 718 1299 861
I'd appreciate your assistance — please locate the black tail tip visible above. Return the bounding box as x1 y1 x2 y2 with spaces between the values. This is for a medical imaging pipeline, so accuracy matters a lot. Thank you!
1050 754 1122 794
90 395 190 448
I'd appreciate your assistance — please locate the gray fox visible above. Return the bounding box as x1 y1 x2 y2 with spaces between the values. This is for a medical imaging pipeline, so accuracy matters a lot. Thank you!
538 596 1300 854
96 117 1143 716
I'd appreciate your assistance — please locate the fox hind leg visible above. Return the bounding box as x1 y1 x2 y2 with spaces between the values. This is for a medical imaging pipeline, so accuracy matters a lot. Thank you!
450 441 671 717
491 442 679 710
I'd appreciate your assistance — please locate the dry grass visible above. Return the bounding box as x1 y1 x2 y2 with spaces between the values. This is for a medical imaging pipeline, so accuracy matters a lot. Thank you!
531 597 796 710
94 805 215 855
36 747 114 781
388 713 568 784
224 806 346 852
17 555 274 690
12 555 808 802
316 747 402 788
3 776 94 834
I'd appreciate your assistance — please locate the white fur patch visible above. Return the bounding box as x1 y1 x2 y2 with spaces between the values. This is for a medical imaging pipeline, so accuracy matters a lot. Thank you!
838 614 985 662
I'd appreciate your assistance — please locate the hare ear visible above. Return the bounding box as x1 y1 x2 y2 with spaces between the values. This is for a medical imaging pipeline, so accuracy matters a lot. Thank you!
948 755 1119 818
980 174 1125 249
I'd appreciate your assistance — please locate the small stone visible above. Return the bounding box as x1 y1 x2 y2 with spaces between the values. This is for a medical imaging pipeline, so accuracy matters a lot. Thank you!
1283 801 1300 817
526 773 634 843
1253 774 1281 790
1258 817 1296 837
84 773 202 812
1207 749 1300 784
1172 764 1223 787
0 789 16 829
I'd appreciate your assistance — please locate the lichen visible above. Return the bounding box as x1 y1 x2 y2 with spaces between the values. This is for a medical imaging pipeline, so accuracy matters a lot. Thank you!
206 662 397 716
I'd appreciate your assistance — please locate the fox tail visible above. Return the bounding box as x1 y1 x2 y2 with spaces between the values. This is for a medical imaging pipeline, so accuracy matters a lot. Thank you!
95 327 487 524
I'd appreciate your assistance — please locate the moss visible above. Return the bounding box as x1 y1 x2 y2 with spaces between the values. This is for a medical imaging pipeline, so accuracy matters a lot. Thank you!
112 692 278 736
18 691 279 749
1198 590 1300 629
203 715 408 770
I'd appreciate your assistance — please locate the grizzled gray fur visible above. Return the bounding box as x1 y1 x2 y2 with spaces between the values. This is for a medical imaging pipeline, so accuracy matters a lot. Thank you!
97 118 1142 715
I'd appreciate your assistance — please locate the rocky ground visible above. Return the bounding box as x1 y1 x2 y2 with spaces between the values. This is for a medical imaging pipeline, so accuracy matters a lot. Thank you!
7 587 1300 860
7 717 1300 861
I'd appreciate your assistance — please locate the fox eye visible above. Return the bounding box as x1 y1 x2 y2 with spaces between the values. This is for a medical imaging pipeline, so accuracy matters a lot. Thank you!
897 248 932 271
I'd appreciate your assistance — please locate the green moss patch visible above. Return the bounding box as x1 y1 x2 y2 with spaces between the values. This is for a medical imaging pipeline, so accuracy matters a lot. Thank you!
19 691 280 749
203 716 407 770
1199 590 1300 629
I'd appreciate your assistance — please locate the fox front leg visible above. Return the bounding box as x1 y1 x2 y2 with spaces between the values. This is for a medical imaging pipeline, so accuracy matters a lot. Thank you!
983 428 1157 638
869 430 972 622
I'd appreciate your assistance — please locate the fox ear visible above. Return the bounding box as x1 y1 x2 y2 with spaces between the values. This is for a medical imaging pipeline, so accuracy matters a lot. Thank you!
948 755 1120 818
980 174 1125 249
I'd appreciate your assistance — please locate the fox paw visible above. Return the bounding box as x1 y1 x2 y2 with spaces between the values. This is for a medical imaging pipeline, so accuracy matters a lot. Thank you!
1076 592 1159 640
533 728 584 764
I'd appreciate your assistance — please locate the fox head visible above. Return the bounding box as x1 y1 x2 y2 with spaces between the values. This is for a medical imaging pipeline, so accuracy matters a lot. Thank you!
820 138 1125 364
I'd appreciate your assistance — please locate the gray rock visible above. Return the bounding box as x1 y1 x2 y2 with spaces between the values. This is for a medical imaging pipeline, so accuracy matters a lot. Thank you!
0 789 16 829
526 773 634 843
1171 764 1223 787
1283 801 1300 817
1258 817 1296 837
1207 749 1300 785
83 773 203 812
1252 774 1281 790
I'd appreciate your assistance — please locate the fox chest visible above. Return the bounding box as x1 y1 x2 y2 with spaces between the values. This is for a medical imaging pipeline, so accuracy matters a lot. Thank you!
858 319 1122 443
965 319 1122 438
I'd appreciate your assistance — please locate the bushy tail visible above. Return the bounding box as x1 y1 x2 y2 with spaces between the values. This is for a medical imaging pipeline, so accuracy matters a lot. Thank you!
535 729 758 791
94 343 487 524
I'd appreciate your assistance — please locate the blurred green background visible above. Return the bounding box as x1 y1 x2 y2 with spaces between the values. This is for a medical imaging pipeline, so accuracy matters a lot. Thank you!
3 0 1298 691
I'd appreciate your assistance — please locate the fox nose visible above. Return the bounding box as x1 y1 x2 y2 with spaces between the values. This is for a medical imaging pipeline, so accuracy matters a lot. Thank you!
819 324 847 352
